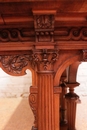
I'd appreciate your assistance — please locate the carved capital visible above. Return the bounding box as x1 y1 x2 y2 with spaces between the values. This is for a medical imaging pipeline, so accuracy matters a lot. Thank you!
31 49 59 71
33 10 56 42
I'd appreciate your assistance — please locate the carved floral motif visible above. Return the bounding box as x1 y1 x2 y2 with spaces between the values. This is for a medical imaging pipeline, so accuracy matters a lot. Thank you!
0 54 31 75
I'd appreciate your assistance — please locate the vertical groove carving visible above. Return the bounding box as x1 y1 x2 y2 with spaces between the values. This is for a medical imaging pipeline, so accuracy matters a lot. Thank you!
65 83 80 130
66 100 77 130
38 73 54 130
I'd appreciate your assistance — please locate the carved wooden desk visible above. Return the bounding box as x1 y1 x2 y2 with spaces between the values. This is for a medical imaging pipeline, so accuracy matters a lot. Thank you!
0 1 87 130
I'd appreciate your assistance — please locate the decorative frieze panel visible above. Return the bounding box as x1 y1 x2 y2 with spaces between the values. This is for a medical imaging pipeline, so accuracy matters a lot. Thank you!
1 26 87 43
33 10 56 42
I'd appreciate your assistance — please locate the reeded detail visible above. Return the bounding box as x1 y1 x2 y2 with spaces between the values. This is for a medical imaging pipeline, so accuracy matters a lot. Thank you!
66 99 77 130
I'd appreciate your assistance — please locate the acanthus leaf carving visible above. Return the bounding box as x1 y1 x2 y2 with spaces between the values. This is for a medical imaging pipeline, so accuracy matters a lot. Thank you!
31 49 59 71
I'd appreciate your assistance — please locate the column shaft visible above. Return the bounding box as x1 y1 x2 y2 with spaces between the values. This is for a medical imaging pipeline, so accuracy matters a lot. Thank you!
38 73 54 130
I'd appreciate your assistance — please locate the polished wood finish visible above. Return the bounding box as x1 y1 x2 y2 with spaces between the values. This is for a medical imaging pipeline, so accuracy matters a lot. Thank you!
0 1 87 130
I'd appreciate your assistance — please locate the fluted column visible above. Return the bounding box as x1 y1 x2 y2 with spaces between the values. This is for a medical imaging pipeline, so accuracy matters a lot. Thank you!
37 72 60 130
28 49 60 130
65 83 80 130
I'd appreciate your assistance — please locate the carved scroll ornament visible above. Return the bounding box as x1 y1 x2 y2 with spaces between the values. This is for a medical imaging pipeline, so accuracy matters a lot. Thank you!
55 27 87 41
0 28 34 42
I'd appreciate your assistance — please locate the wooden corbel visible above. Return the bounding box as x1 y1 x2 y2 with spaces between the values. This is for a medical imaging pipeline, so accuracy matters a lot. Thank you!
33 10 56 43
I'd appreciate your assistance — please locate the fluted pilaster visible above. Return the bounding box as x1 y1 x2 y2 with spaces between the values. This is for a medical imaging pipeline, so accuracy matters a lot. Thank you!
66 98 77 130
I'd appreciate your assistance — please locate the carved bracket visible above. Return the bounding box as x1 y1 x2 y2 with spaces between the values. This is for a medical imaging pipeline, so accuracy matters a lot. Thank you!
29 86 38 128
33 10 56 42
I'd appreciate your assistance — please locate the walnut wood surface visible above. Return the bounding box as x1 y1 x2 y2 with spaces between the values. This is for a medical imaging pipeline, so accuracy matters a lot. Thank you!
0 1 86 130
